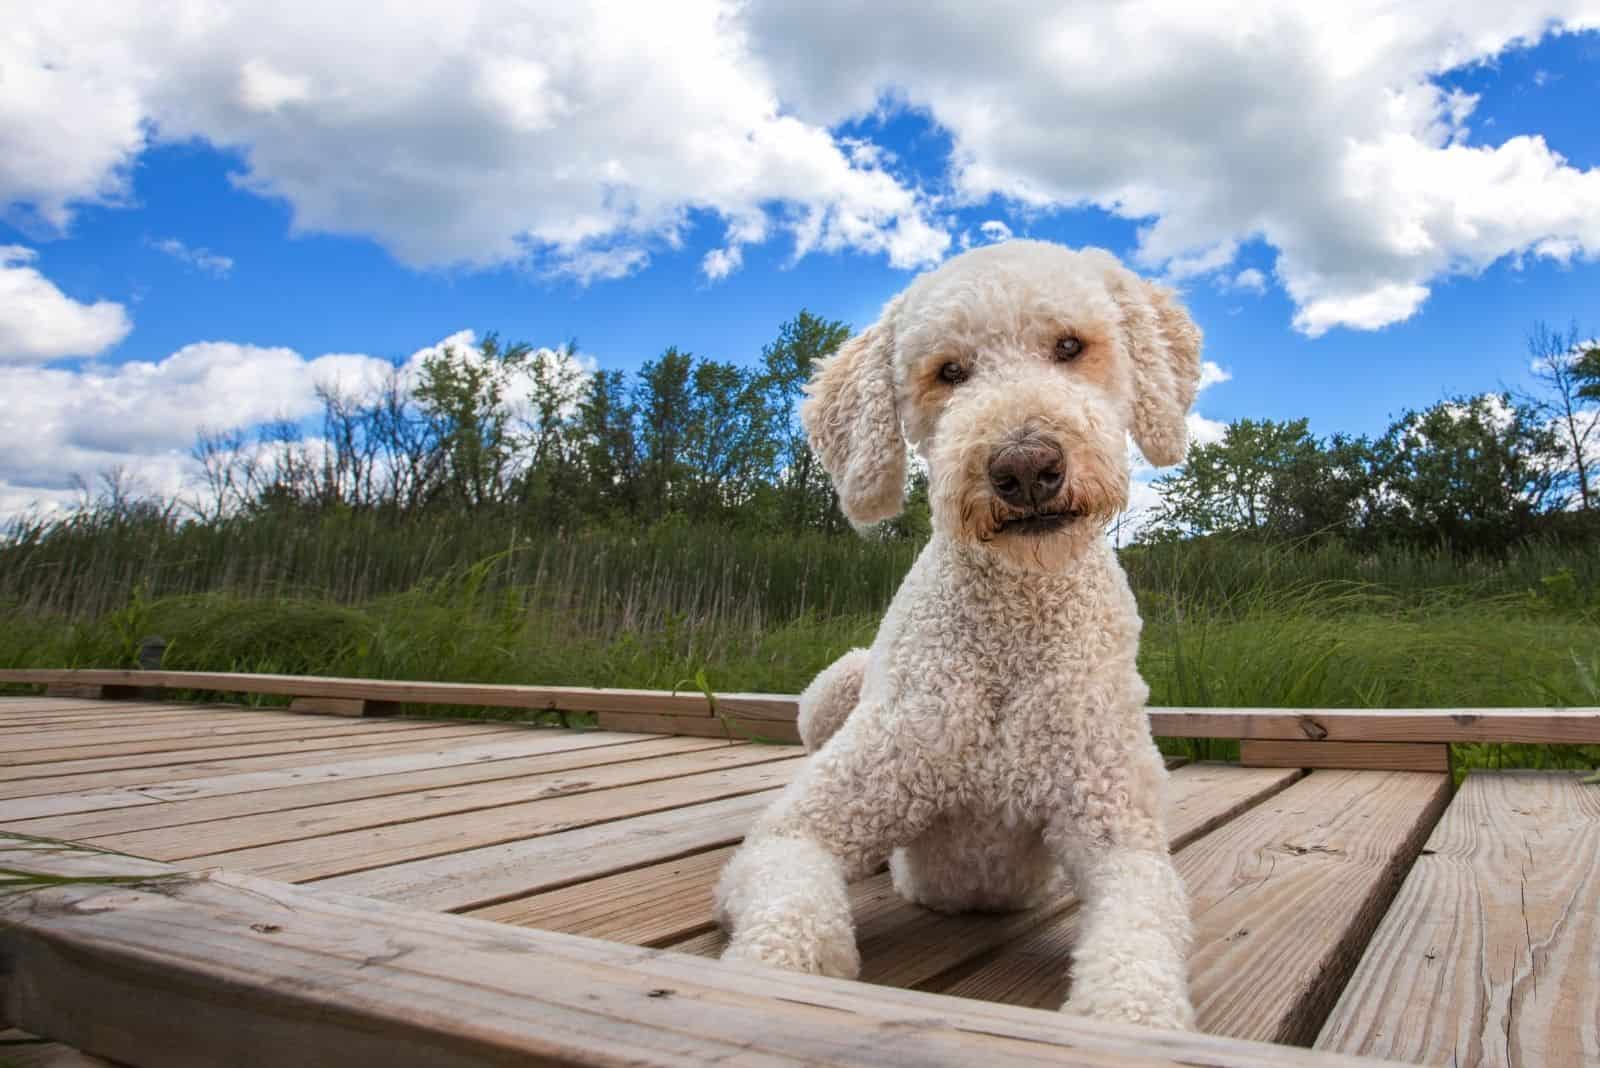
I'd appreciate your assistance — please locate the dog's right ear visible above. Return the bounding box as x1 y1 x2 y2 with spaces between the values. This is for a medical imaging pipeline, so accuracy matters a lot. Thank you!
799 299 907 527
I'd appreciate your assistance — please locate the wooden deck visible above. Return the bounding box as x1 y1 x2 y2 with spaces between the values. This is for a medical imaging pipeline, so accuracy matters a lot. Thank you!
2 678 1597 1066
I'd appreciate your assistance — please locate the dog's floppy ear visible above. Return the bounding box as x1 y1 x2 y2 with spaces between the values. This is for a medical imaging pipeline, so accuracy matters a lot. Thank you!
1109 269 1203 467
799 298 907 526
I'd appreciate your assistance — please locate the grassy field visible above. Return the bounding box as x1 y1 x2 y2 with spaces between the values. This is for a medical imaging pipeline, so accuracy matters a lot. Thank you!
2 513 1597 772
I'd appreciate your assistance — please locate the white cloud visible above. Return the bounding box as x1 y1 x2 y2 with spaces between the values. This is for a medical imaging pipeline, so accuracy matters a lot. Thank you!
745 3 1600 334
1228 268 1267 295
1 3 946 280
8 5 1599 327
0 329 596 519
1197 360 1232 392
0 245 131 363
153 237 234 277
978 219 1013 243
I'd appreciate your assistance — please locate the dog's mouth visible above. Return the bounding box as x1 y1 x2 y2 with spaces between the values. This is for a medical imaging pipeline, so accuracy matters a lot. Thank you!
995 509 1082 535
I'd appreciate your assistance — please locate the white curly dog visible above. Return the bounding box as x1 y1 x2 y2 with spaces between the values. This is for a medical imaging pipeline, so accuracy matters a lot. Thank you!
714 239 1203 1030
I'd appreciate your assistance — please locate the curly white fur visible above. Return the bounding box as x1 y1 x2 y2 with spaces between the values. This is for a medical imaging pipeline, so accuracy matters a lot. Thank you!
715 239 1203 1031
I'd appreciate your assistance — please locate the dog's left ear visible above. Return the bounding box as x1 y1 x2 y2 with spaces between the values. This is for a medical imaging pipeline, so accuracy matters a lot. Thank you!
799 297 907 527
1108 269 1203 467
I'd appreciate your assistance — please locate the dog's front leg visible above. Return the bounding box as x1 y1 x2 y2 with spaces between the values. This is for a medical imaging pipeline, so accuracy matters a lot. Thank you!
1048 820 1195 1031
715 708 938 978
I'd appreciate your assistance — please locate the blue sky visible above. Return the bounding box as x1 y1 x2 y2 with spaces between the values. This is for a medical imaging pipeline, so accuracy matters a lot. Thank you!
3 4 1598 518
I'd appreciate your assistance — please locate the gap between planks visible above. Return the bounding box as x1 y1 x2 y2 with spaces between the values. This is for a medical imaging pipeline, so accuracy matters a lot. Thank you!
2 734 739 838
64 743 801 863
1316 770 1600 1067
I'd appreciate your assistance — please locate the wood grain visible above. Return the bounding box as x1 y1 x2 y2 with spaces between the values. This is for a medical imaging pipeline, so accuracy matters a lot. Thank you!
0 723 522 800
1 669 794 720
181 756 804 882
0 728 647 822
0 840 1410 1068
319 788 784 910
86 743 797 861
0 718 443 768
0 721 500 786
10 683 1599 744
1240 741 1450 772
2 713 425 754
471 844 740 944
938 770 1451 1047
667 766 1304 982
1316 771 1600 1066
594 710 802 745
5 736 726 840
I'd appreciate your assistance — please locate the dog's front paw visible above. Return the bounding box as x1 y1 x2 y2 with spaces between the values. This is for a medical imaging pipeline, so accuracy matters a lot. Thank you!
723 924 860 979
1062 987 1195 1032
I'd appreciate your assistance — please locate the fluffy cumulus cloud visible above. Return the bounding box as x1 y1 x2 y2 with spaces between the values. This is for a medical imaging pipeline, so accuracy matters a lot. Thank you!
0 329 589 517
0 246 131 363
745 2 1600 333
5 3 1599 321
1 2 946 282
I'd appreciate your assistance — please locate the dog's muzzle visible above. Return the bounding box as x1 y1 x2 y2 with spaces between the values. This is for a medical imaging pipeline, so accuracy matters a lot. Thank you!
988 437 1081 533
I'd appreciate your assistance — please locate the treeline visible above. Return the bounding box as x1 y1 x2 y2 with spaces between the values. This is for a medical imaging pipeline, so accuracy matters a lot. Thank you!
181 312 928 537
12 315 1599 562
1147 324 1600 554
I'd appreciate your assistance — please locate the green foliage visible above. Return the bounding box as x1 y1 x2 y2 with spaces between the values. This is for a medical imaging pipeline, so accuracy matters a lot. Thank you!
1147 393 1580 555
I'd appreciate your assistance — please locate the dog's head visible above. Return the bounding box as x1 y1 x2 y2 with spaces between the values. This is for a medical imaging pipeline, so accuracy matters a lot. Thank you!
801 240 1202 569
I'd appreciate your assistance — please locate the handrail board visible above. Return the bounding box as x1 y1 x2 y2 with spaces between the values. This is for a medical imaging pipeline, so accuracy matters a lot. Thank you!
5 670 1599 743
0 838 1406 1066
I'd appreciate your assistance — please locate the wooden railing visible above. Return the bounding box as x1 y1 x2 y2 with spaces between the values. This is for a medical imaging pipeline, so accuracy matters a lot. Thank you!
4 667 1598 768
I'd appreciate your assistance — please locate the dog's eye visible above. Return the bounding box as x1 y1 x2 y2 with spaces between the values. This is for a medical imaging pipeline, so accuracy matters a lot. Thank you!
1055 336 1084 361
938 361 968 384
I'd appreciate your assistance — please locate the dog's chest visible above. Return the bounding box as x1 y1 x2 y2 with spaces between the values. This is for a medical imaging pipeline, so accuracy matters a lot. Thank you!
883 541 1147 810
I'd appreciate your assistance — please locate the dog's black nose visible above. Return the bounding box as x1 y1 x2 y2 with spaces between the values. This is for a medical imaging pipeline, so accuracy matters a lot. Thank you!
988 441 1064 508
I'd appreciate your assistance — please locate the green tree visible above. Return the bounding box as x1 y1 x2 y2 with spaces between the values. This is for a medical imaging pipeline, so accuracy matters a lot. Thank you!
634 347 696 514
1378 393 1566 553
756 311 853 530
413 333 531 509
1146 418 1362 540
572 369 640 519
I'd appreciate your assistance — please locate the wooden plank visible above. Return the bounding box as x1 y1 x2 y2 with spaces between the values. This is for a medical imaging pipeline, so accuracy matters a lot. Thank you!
1317 771 1600 1066
0 669 793 720
0 729 663 823
0 709 292 735
1240 741 1450 773
480 755 1194 944
0 718 445 767
0 701 234 725
181 756 804 882
471 844 739 944
667 765 1304 981
1 712 427 754
0 722 512 792
288 696 400 717
595 710 802 745
1151 707 1600 745
0 716 521 799
12 680 1600 744
319 789 784 910
5 735 728 839
0 840 1408 1068
83 743 798 861
938 770 1451 1047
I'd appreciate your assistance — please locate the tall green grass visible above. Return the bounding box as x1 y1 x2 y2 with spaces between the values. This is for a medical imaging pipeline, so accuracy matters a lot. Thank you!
2 516 1596 770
